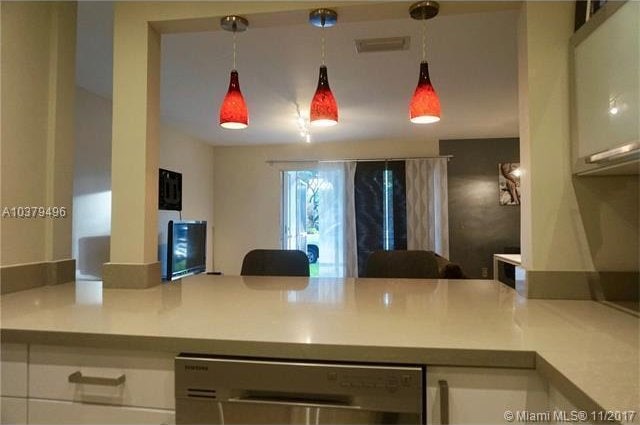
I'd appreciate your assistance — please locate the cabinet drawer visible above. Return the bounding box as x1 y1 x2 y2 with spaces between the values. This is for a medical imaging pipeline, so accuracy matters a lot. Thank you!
1 343 28 397
29 345 174 409
28 399 174 425
1 396 27 425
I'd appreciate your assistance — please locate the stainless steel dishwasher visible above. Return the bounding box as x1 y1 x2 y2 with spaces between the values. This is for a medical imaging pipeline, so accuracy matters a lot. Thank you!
175 355 425 425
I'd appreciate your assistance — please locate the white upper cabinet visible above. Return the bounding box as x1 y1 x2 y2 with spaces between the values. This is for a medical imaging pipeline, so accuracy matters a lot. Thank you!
571 1 640 175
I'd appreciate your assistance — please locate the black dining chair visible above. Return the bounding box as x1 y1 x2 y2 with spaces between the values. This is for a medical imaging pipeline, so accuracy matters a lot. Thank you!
240 249 310 277
364 250 440 279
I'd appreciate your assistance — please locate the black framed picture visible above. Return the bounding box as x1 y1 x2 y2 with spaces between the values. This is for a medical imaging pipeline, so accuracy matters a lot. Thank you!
159 168 182 211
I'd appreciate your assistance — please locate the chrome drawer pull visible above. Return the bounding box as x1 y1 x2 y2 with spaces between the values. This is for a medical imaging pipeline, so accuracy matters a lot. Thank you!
586 141 640 164
68 371 126 386
439 379 449 425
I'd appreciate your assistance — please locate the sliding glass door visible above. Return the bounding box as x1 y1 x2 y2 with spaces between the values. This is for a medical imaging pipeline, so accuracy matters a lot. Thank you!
281 162 409 278
282 170 310 253
281 167 353 278
354 161 407 275
282 170 320 276
280 159 447 278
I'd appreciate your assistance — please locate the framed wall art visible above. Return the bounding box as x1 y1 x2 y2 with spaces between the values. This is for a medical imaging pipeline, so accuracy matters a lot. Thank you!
499 163 521 206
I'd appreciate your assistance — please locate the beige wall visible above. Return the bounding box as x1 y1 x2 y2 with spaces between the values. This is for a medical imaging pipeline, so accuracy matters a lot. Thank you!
213 139 438 274
572 176 639 271
110 12 160 265
158 125 215 273
72 88 215 278
518 2 639 273
73 88 112 279
1 2 76 267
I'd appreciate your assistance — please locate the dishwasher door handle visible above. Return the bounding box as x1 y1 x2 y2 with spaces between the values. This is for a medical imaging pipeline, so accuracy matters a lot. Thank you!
226 397 362 411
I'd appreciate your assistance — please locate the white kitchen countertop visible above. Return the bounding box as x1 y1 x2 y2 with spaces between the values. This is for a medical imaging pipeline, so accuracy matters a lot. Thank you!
1 275 638 416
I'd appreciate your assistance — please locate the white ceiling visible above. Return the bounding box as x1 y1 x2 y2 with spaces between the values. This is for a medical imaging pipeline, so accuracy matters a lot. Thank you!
76 2 520 146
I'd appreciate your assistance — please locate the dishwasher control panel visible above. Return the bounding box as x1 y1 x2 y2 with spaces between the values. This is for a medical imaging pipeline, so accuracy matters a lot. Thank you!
334 371 416 393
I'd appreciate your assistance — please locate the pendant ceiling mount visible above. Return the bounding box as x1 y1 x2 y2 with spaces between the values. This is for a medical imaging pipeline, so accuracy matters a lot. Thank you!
220 15 248 33
409 1 440 21
408 0 441 124
219 15 249 130
309 9 338 28
308 8 339 127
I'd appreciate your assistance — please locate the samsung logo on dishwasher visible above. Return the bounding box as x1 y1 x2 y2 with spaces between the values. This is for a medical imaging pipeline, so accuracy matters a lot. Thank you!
185 365 208 371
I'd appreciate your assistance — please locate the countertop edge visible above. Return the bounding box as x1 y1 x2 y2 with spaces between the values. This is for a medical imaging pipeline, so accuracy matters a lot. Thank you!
1 328 535 369
535 353 604 413
0 330 612 417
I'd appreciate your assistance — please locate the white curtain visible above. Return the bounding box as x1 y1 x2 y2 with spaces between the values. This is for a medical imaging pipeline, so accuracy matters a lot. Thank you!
405 158 449 258
317 162 357 277
282 170 309 251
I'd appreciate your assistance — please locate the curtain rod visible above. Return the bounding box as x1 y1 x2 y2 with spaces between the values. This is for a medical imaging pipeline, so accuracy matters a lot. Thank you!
266 155 453 165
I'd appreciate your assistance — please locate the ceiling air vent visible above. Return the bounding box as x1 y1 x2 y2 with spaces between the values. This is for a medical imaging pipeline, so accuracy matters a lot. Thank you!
355 36 410 54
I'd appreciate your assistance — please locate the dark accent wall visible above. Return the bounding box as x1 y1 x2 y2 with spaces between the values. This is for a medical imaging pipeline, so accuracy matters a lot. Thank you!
439 138 520 279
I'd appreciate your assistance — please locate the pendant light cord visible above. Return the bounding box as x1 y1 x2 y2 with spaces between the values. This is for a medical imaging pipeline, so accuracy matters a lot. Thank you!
421 18 427 62
232 30 237 70
321 24 326 66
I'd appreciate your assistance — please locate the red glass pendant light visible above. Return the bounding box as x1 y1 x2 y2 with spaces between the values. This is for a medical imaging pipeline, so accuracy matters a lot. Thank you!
310 65 338 127
220 70 248 129
410 61 441 124
309 9 339 127
409 1 441 124
219 15 249 130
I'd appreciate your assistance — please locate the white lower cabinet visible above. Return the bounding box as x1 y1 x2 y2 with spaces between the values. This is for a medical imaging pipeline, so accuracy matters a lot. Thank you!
29 344 174 410
1 397 27 424
426 366 549 425
1 343 28 425
2 343 583 425
26 344 175 425
1 344 28 398
28 399 174 425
